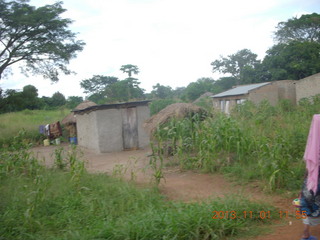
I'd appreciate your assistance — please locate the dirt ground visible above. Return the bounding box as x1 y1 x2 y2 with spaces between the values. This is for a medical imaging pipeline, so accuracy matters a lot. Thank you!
31 143 320 240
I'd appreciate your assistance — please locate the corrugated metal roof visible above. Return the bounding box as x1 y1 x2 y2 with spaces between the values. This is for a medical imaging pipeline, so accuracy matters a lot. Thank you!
212 82 270 98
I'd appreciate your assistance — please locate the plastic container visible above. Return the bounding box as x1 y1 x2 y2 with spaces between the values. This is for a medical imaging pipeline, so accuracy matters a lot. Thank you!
43 139 50 146
293 198 301 212
69 137 77 145
55 138 61 145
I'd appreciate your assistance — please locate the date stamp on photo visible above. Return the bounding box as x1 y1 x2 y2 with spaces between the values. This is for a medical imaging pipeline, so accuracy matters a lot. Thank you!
212 210 307 220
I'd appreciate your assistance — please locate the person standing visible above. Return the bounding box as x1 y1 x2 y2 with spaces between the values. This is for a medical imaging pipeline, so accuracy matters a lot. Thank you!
300 114 320 240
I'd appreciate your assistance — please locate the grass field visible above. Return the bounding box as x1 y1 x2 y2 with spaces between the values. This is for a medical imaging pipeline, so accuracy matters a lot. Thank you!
0 145 279 240
0 108 70 146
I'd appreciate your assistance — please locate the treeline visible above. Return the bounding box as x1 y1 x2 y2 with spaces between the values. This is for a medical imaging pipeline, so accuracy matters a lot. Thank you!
0 85 83 114
80 65 236 112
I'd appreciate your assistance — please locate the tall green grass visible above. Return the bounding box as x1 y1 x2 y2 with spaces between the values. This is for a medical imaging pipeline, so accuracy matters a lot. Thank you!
0 108 70 146
151 98 320 191
1 132 279 240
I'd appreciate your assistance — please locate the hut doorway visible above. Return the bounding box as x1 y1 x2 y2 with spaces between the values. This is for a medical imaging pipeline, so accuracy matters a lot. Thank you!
122 107 138 150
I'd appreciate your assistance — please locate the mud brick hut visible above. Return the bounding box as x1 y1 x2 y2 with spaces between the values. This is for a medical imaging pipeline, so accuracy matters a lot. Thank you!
212 80 296 114
73 100 151 153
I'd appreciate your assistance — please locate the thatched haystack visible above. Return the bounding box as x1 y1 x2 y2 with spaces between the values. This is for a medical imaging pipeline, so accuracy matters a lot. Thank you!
61 100 96 125
144 103 207 134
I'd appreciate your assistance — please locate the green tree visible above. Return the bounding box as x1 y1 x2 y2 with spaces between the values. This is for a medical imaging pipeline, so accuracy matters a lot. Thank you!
120 64 139 78
0 0 85 82
80 75 118 94
212 77 237 93
51 91 66 107
87 93 105 104
263 41 320 80
66 96 83 109
262 13 320 80
274 13 320 44
211 49 261 84
183 78 214 102
149 99 178 115
0 89 22 112
151 83 173 99
105 78 145 103
40 96 54 109
240 64 271 84
172 87 186 99
21 84 39 109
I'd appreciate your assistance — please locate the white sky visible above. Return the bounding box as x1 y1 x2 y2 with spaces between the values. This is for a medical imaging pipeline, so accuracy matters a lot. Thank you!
1 0 320 98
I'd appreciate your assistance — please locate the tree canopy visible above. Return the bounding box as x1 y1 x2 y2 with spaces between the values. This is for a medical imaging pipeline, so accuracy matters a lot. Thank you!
51 91 66 106
105 78 145 102
80 75 119 94
211 49 260 84
274 13 320 44
263 41 320 80
182 78 215 101
120 64 139 78
210 13 320 84
0 0 85 82
151 83 173 99
80 65 145 103
0 84 73 113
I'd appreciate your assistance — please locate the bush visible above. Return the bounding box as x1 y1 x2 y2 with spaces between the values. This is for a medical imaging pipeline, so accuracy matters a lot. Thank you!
151 98 320 192
149 99 179 115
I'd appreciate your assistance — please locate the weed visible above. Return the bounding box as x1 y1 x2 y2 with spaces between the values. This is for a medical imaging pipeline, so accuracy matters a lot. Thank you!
0 131 280 240
112 164 128 178
52 147 67 170
150 99 319 192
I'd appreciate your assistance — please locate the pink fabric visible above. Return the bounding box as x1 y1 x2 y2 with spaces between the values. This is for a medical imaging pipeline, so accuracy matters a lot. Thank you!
304 114 320 194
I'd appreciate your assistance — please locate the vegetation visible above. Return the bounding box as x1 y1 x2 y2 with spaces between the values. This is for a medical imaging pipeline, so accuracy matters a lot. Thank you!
0 85 81 114
150 97 320 192
274 13 320 44
80 65 145 104
0 0 85 82
211 49 261 85
0 108 69 147
149 99 180 115
213 13 320 83
0 132 279 240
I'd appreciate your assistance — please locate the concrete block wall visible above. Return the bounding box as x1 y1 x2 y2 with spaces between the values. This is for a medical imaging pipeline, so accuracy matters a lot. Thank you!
273 80 296 104
248 84 278 106
296 73 320 103
96 109 123 153
76 112 99 152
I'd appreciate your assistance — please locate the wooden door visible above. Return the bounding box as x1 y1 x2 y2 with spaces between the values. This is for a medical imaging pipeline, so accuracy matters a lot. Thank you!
122 107 138 150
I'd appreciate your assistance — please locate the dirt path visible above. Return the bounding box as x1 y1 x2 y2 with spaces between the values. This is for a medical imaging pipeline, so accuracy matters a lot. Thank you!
31 144 319 240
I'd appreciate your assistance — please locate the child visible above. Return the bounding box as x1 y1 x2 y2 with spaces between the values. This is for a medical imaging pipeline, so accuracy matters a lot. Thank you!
300 175 320 240
300 114 320 240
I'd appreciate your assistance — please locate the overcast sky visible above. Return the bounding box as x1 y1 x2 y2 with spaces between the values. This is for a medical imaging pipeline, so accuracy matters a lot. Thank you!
1 0 320 98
